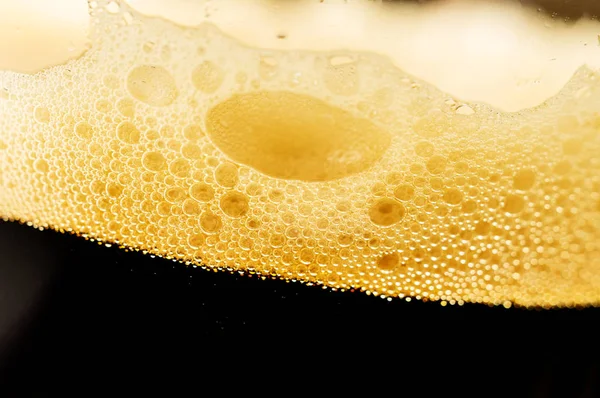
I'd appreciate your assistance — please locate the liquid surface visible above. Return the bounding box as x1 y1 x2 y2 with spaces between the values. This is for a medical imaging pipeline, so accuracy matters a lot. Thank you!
1 0 600 307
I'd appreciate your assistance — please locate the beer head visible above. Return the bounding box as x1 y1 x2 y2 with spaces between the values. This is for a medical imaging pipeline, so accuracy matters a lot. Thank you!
0 0 599 307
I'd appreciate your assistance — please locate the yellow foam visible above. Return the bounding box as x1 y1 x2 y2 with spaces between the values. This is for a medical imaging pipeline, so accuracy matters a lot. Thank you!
0 0 599 307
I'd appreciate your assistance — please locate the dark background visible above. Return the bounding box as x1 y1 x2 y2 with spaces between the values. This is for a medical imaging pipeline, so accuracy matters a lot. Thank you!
0 220 598 395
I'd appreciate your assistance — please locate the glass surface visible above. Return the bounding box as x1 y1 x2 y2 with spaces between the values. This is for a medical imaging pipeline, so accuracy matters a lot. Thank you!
0 0 599 308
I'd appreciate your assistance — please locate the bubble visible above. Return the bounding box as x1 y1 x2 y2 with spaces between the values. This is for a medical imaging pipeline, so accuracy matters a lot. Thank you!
182 199 201 216
117 98 135 117
181 142 202 159
384 172 403 186
268 189 284 203
34 106 50 123
369 198 405 227
105 1 120 13
142 151 167 172
410 163 425 175
454 162 469 174
504 194 525 214
475 221 491 236
187 234 206 250
426 155 447 175
191 61 224 93
371 182 386 196
190 182 214 202
299 248 315 264
443 188 464 205
106 182 124 197
169 158 190 178
200 212 222 234
183 125 204 141
75 122 93 139
337 234 354 247
414 141 435 157
394 184 415 201
165 187 186 203
513 169 536 191
377 252 399 272
429 177 444 192
95 99 112 113
246 218 261 230
107 221 121 233
220 191 249 218
116 121 141 144
214 162 239 188
205 91 391 182
127 65 178 106
34 159 49 173
269 234 285 248
462 200 478 213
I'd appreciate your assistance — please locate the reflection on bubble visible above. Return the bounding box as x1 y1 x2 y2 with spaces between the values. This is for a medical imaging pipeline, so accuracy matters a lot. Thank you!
205 91 391 182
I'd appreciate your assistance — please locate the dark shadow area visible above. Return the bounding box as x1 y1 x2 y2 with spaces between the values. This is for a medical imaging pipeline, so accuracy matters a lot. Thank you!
0 220 598 394
0 223 61 365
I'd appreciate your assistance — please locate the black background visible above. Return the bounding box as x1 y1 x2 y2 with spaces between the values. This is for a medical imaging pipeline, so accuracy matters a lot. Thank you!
0 220 598 395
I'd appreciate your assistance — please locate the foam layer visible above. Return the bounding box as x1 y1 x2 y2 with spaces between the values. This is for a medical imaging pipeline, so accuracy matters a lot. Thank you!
1 0 599 307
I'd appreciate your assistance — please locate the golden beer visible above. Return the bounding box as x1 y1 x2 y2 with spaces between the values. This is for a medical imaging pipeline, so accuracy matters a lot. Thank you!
1 0 599 307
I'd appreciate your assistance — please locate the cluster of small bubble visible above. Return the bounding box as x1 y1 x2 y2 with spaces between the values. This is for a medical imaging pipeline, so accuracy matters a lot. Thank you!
0 0 599 308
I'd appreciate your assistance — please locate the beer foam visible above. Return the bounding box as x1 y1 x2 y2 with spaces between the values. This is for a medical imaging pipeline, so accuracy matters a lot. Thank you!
0 0 599 307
